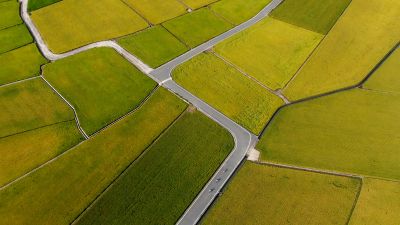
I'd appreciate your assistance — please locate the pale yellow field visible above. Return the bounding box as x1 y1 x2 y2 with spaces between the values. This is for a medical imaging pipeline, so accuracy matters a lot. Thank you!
284 0 400 100
31 0 148 53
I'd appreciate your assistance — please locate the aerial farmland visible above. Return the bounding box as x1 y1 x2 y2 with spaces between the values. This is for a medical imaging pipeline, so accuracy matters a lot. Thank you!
0 0 398 224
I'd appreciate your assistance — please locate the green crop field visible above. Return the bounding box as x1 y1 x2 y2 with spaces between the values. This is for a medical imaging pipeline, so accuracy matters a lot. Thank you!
0 24 33 54
31 0 148 53
349 178 400 225
210 0 272 25
118 25 188 68
270 0 351 34
0 88 187 225
163 8 233 47
43 48 157 135
203 162 360 225
0 44 47 85
0 1 22 30
75 110 234 225
182 0 219 9
0 121 83 187
28 0 62 11
0 78 74 138
215 17 322 90
173 52 283 134
122 0 187 24
258 89 400 180
364 48 400 93
284 0 400 101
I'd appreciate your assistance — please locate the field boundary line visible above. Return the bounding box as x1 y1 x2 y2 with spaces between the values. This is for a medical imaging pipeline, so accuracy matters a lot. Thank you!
119 0 153 26
345 178 363 225
0 75 40 88
88 85 159 138
40 75 89 139
70 105 190 225
212 51 290 103
0 41 34 55
256 161 363 179
161 23 192 49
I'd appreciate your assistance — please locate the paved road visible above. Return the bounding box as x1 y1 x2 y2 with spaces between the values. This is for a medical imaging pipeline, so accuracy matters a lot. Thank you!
19 0 282 224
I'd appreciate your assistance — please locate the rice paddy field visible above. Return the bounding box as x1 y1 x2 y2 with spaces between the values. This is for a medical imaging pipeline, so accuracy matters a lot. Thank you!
0 24 33 54
42 47 157 135
215 17 323 90
163 8 233 47
75 110 234 225
0 88 187 225
203 162 360 225
31 0 148 53
122 0 187 24
349 178 400 225
0 78 74 137
28 0 61 11
0 0 22 30
0 44 47 85
118 25 188 68
173 52 283 134
257 88 400 180
284 0 400 101
210 0 272 25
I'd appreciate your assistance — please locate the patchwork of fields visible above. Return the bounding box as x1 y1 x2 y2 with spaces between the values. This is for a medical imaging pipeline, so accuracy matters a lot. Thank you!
1 0 399 224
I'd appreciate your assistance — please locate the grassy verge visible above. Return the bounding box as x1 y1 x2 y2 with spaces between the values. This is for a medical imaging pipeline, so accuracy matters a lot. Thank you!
364 48 400 93
257 89 400 180
0 78 74 137
0 44 47 85
173 52 283 134
0 1 22 30
118 25 188 68
349 178 400 225
163 8 233 47
215 17 323 90
270 0 351 34
210 0 272 25
0 88 187 225
0 120 83 187
182 0 219 9
203 162 360 225
76 110 234 225
43 48 157 135
31 0 148 53
284 0 400 101
122 0 187 24
0 24 33 54
28 0 61 12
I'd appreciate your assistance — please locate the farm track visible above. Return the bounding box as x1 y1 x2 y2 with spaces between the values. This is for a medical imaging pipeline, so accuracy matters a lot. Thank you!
12 0 389 224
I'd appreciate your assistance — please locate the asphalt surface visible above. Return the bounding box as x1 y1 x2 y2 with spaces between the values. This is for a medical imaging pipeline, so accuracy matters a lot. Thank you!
19 0 282 224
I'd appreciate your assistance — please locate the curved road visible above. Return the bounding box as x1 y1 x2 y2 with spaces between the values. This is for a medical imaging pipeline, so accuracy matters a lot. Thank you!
19 0 282 224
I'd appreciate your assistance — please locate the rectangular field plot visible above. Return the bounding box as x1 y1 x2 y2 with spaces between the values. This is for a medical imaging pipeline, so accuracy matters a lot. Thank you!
257 89 400 180
0 78 74 138
203 163 360 225
163 8 233 47
271 0 351 34
31 0 148 53
182 0 219 9
284 0 400 101
0 44 47 85
75 110 234 225
28 0 62 12
210 0 272 25
122 0 187 24
118 25 188 68
0 24 33 54
364 48 400 93
173 52 283 134
0 121 83 187
43 47 157 135
0 1 22 30
215 17 322 90
0 88 187 225
349 178 400 225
